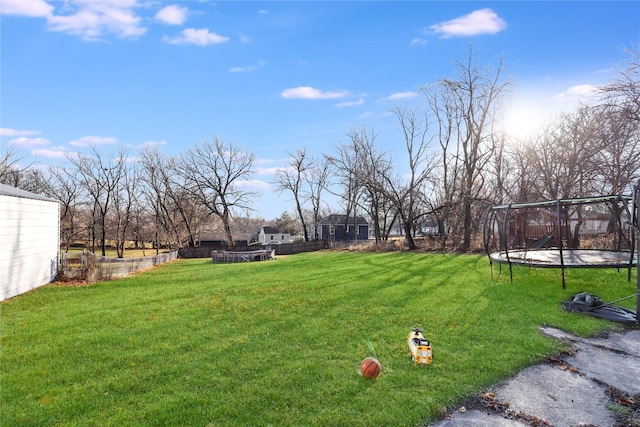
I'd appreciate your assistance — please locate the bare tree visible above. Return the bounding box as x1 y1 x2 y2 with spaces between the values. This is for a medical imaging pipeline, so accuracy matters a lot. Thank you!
424 44 511 251
140 147 200 249
331 113 437 249
506 45 639 204
384 105 438 249
327 137 363 240
591 104 640 194
66 147 127 256
47 166 82 251
423 81 461 248
526 109 602 200
503 138 539 203
340 127 389 243
598 44 639 123
0 146 32 187
305 156 331 240
273 148 313 241
112 159 140 258
178 137 257 246
593 45 640 193
513 109 606 248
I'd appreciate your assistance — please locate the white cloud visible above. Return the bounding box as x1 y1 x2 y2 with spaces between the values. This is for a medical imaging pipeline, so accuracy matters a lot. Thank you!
229 60 266 73
31 147 67 159
10 137 50 148
554 84 597 101
385 91 418 101
254 166 281 175
69 135 118 147
335 99 364 108
164 28 230 46
430 9 506 38
0 0 53 17
0 128 41 137
140 140 168 147
281 86 350 100
155 5 188 26
46 0 146 41
254 157 285 171
229 65 249 73
410 38 428 46
236 178 270 192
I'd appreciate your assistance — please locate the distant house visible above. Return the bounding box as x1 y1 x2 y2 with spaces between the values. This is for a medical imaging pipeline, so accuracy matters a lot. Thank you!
318 215 369 241
197 232 251 247
258 227 291 244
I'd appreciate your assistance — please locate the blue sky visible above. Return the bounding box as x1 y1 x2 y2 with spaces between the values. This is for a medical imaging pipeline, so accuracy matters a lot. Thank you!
1 1 639 219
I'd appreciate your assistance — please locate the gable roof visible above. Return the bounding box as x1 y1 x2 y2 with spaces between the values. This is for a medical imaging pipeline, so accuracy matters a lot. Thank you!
319 214 368 226
198 232 252 243
0 184 58 203
261 226 287 235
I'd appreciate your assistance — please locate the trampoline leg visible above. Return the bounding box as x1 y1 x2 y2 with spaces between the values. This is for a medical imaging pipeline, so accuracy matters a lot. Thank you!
561 268 566 289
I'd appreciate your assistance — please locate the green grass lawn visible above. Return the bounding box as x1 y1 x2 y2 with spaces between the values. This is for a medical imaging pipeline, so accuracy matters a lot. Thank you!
1 251 637 426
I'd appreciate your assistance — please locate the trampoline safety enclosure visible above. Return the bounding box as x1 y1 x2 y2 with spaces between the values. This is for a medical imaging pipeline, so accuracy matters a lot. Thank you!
483 193 638 290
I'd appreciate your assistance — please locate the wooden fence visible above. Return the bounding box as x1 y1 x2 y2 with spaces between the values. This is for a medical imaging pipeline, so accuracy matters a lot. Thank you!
178 240 328 258
60 250 178 283
211 249 275 263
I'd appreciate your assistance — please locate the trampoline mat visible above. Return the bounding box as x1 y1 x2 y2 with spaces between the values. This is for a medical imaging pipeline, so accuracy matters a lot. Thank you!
490 249 637 268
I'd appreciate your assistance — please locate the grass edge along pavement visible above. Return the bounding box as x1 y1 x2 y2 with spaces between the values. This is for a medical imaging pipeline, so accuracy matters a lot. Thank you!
1 251 636 426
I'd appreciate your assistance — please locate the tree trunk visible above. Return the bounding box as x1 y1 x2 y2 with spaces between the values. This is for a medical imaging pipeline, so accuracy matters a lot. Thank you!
462 198 472 252
404 221 417 250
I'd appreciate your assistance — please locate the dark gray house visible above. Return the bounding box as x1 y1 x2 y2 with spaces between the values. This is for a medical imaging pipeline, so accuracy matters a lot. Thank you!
197 232 251 247
319 214 369 241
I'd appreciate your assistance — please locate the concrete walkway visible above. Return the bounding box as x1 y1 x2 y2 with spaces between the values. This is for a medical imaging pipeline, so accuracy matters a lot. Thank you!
429 326 640 427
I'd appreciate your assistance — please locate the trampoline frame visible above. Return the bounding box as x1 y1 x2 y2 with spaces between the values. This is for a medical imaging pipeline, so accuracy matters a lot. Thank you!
483 193 637 289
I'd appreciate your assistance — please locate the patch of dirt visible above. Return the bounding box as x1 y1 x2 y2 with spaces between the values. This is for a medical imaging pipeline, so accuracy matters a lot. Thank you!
606 386 640 427
544 348 580 374
50 278 91 287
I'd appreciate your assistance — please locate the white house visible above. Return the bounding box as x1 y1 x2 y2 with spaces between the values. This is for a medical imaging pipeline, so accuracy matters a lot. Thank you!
0 184 60 300
258 227 290 244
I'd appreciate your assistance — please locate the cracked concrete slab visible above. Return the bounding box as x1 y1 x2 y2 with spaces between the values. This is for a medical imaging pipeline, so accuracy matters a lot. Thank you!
566 342 640 395
540 326 640 355
582 329 640 355
493 364 615 427
428 326 640 426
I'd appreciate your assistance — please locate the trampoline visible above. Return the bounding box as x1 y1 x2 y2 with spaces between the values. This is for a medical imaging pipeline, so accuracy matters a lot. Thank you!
483 194 637 288
489 248 637 268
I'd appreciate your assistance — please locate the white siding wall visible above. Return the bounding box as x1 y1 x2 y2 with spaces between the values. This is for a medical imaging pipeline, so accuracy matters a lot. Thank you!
258 230 291 244
0 194 60 300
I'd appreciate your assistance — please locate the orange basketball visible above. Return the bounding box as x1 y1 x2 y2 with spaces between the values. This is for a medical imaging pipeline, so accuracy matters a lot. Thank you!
360 357 381 379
